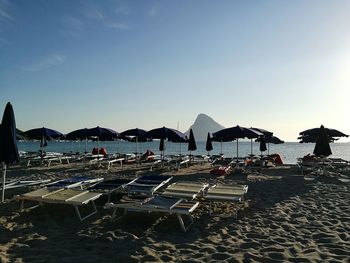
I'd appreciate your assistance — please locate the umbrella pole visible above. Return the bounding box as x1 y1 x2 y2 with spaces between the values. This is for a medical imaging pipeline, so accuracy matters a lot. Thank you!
236 139 239 167
268 142 270 155
220 141 223 155
250 138 253 156
1 163 6 203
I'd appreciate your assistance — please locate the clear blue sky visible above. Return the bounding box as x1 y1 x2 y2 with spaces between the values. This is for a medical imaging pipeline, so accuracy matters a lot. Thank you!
1 0 349 142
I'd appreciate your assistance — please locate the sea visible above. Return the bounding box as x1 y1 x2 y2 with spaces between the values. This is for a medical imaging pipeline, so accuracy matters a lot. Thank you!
18 140 350 164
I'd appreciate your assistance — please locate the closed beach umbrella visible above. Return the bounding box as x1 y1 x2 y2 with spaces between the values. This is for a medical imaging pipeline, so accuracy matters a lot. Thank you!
0 102 20 202
159 138 165 160
188 129 197 151
205 132 213 155
188 129 197 160
313 125 332 157
259 136 267 154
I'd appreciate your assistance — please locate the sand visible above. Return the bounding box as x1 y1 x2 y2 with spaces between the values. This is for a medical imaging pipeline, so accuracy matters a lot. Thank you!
0 161 349 263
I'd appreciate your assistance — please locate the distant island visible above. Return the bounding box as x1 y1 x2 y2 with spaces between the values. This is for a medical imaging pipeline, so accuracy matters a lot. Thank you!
184 113 225 141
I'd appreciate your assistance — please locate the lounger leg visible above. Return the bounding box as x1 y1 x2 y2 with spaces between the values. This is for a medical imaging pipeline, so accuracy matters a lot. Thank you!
74 201 98 221
111 208 127 221
177 215 194 232
19 200 40 211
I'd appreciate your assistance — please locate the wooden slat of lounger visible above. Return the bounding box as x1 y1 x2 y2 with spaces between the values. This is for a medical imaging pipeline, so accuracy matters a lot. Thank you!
171 201 199 214
66 191 102 204
205 194 242 202
162 191 198 199
43 189 83 202
207 188 246 196
214 184 248 192
20 187 63 199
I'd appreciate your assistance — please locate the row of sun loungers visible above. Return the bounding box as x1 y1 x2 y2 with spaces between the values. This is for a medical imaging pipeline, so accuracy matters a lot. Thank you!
13 175 248 231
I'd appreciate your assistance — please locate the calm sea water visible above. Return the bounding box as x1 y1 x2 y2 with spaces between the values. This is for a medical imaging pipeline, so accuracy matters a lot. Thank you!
18 140 350 164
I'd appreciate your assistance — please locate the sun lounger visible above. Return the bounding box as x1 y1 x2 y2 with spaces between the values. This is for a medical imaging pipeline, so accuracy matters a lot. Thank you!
104 195 200 232
16 187 102 221
203 184 248 217
161 181 209 200
0 179 52 191
125 175 173 195
87 178 133 202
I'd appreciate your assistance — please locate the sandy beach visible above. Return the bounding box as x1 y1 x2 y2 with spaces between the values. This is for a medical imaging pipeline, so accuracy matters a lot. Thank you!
0 161 349 263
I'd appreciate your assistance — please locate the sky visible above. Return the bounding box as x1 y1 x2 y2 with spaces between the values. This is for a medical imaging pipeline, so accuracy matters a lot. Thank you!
1 0 350 142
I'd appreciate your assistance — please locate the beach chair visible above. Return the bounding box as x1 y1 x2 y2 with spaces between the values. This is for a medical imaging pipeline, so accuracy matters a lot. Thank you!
203 184 248 218
16 187 102 221
161 181 209 200
125 175 173 195
87 178 133 202
104 195 200 232
0 179 52 191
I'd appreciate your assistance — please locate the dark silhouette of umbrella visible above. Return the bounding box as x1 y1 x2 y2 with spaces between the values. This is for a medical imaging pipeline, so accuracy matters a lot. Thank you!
313 125 332 157
0 102 20 202
121 128 148 159
300 127 348 138
146 126 187 142
24 127 63 140
188 129 197 160
205 132 213 155
256 135 284 154
146 126 187 159
86 126 119 141
259 136 267 153
250 127 273 156
24 127 63 153
212 125 262 163
298 126 348 144
66 128 89 140
188 129 197 151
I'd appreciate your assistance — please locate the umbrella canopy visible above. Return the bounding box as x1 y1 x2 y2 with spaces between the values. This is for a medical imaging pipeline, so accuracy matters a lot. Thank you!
0 102 20 202
313 125 332 157
299 127 348 138
250 127 273 137
299 126 348 143
121 128 147 138
86 126 119 141
213 125 263 141
65 128 89 140
205 132 213 153
188 129 197 152
24 127 63 140
146 127 187 142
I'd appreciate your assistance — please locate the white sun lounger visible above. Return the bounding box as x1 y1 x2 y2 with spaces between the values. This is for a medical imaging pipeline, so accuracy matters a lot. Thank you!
104 195 200 232
0 179 52 191
161 181 209 200
16 187 103 221
204 184 248 217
